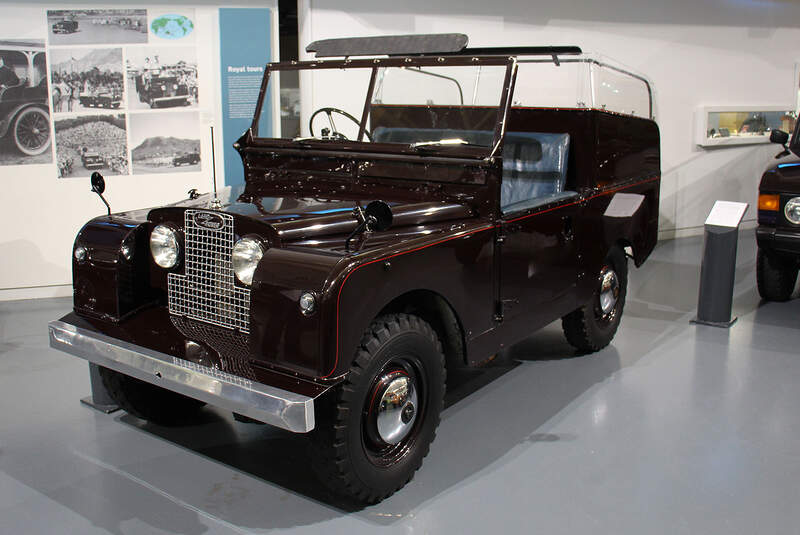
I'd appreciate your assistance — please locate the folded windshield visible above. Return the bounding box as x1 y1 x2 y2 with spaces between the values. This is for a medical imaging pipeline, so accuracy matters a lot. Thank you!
253 59 510 151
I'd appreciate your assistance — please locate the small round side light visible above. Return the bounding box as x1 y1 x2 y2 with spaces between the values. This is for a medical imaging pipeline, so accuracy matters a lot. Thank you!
299 292 317 316
74 245 87 262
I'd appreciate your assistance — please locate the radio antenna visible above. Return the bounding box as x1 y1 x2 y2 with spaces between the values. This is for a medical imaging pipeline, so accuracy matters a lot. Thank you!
209 125 221 209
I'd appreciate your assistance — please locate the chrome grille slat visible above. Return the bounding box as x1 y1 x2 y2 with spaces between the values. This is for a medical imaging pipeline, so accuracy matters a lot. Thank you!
168 210 250 332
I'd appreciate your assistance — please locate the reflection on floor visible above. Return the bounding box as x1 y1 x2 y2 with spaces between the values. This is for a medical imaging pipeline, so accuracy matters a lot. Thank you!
2 230 800 534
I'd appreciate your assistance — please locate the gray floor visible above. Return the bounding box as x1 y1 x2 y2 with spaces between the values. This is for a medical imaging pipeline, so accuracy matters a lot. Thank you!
2 230 799 534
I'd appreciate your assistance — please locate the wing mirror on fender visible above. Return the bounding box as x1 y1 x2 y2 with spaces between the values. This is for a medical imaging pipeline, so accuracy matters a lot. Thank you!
345 200 393 251
90 171 111 215
770 129 791 159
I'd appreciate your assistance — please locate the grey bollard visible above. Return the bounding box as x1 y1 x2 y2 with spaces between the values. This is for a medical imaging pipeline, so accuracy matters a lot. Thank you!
80 363 120 413
691 200 748 328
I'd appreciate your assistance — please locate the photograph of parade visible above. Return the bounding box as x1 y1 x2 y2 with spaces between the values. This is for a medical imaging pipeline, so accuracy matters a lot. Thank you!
50 48 124 113
0 39 52 166
54 114 128 178
47 9 147 46
126 47 198 110
129 111 200 174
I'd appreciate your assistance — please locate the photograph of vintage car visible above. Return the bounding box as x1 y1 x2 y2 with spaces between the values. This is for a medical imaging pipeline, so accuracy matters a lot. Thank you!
54 113 128 177
0 39 52 165
756 118 800 302
126 47 198 109
50 48 124 112
49 35 660 504
47 9 147 45
129 111 201 174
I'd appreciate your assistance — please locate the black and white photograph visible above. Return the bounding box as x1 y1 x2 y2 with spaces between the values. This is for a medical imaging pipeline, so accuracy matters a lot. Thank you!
54 114 127 178
50 48 124 113
126 47 198 110
47 9 147 46
129 111 200 174
0 39 52 166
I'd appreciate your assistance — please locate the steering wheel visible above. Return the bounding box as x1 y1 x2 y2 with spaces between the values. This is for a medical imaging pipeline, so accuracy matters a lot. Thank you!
309 107 373 141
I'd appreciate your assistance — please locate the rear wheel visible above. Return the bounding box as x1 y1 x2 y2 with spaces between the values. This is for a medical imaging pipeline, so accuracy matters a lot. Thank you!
562 246 628 353
311 313 445 504
757 248 798 301
99 367 205 426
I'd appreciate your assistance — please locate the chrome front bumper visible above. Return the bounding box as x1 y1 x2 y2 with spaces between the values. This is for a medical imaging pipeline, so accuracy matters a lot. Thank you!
48 319 315 432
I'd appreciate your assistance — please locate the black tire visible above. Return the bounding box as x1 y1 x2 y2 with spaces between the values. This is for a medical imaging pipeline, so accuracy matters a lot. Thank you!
311 313 446 504
562 246 628 353
757 248 798 302
99 367 206 426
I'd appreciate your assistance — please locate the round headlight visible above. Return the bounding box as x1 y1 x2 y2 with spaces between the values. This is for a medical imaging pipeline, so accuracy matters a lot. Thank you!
785 197 800 225
150 224 179 268
232 237 265 286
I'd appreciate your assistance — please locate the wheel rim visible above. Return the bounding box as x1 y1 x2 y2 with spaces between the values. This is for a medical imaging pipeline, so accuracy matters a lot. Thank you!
363 358 425 466
15 109 50 155
596 265 620 323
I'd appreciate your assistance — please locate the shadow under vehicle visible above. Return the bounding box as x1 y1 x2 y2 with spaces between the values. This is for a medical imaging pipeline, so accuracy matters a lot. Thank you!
755 119 800 301
0 40 50 156
49 34 661 505
133 66 190 108
79 87 122 109
172 151 199 166
52 19 79 34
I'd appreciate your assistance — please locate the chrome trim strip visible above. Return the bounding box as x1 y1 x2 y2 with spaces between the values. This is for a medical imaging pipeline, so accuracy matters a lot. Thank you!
48 320 315 432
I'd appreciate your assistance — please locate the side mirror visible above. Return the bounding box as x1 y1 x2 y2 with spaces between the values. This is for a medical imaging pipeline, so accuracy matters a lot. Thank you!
365 200 393 232
90 171 105 194
770 129 790 145
90 172 111 215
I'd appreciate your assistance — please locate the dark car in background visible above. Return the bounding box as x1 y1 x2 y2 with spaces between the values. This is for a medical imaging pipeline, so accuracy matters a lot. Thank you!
49 34 661 504
756 119 800 301
79 87 122 109
52 20 79 34
172 151 199 166
80 151 104 170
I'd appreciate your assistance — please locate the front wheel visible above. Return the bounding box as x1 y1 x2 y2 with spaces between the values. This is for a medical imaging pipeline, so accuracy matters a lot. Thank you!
562 246 628 353
757 248 798 301
13 107 51 156
311 313 445 504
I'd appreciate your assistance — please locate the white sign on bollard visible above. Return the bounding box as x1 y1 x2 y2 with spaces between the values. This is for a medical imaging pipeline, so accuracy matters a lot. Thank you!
705 201 748 228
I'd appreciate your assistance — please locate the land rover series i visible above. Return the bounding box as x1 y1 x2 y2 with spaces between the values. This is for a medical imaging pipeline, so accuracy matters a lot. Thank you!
49 34 660 503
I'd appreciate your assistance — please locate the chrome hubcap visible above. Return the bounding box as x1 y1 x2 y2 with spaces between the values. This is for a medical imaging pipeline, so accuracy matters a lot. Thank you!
598 266 619 315
375 374 417 445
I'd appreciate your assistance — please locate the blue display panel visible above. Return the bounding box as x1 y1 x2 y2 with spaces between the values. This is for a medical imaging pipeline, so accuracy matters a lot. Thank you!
218 8 272 185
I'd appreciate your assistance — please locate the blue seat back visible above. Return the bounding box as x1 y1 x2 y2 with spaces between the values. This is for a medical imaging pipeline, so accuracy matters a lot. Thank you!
371 127 570 212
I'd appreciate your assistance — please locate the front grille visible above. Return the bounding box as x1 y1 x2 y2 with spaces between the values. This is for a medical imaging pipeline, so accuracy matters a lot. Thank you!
168 210 250 332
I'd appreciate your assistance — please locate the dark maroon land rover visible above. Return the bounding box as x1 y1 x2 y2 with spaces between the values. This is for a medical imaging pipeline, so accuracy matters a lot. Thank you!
756 119 800 301
49 34 660 503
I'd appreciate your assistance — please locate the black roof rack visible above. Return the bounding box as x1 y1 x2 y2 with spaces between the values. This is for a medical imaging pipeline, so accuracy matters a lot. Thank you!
306 34 582 58
306 34 468 58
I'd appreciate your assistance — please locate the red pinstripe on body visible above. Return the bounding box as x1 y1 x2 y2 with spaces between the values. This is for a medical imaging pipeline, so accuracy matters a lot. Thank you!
323 174 660 378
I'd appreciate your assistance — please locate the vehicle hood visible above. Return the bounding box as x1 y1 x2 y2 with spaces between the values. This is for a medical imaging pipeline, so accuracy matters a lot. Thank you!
149 186 476 243
761 154 800 194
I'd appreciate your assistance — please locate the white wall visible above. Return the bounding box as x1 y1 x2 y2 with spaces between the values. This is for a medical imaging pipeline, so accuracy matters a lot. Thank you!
299 0 800 239
0 1 277 301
